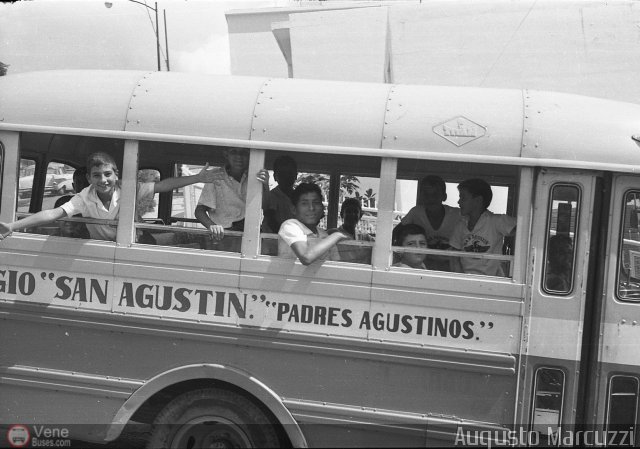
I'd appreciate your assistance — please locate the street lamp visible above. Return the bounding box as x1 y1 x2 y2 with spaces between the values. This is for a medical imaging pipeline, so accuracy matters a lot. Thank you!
105 1 170 71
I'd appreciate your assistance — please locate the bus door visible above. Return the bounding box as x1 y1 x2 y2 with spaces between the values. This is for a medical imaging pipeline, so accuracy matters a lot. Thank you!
591 174 640 443
520 168 599 438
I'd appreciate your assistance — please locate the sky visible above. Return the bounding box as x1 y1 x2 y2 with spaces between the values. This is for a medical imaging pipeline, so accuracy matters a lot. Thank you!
0 0 291 75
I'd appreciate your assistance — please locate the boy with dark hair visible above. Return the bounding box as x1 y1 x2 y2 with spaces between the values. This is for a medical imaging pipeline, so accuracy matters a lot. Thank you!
0 152 220 242
449 178 516 276
72 166 89 193
392 223 428 269
401 175 460 271
278 183 347 265
263 155 297 233
328 197 373 264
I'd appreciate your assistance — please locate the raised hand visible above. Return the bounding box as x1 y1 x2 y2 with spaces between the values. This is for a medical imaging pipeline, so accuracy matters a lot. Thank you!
195 163 218 183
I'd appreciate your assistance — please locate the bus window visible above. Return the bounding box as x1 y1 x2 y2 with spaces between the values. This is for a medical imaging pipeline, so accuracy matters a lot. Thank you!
11 135 126 241
136 143 249 252
393 158 517 276
617 191 640 301
262 151 378 264
543 184 579 295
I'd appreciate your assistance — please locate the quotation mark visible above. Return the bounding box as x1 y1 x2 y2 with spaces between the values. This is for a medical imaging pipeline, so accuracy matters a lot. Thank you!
252 294 276 307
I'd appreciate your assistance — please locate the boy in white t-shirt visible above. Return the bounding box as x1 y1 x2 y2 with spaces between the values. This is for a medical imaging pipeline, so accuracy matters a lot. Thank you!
278 183 347 265
0 152 220 242
449 178 516 277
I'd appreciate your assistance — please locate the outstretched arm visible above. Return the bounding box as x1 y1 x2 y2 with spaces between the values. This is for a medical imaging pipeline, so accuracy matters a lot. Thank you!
290 232 348 266
153 163 219 194
0 208 67 240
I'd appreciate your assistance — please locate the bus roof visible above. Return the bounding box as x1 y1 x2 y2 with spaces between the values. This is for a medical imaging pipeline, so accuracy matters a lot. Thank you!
1 70 639 172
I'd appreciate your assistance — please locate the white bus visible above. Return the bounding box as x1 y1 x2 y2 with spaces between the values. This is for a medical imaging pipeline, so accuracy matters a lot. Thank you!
0 70 638 447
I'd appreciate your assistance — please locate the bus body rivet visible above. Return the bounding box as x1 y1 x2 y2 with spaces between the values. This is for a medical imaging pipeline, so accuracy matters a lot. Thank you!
621 319 626 324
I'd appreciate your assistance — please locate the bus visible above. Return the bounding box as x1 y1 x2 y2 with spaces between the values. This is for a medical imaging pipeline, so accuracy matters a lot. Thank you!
0 70 639 448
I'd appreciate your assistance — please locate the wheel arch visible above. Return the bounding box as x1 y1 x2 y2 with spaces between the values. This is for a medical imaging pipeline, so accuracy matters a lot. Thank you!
106 363 307 448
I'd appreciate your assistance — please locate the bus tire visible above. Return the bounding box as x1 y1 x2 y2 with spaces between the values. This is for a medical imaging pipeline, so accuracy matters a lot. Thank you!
146 387 282 449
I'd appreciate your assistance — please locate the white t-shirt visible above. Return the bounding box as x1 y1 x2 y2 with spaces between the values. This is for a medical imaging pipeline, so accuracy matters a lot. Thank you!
449 210 516 276
60 182 155 241
197 167 247 228
278 219 340 262
401 204 461 248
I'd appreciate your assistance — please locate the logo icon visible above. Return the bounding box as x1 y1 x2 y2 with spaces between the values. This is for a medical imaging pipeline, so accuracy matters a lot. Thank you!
433 116 486 147
6 425 30 448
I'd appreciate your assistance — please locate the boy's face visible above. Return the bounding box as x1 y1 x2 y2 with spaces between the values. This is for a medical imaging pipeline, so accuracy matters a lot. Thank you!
458 188 482 216
89 163 118 197
225 148 249 173
294 192 324 228
400 233 428 268
422 184 446 208
342 204 362 227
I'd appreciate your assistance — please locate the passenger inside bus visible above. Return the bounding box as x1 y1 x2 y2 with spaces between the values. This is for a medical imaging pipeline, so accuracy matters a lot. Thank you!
328 197 373 264
449 178 517 276
392 223 428 269
278 183 348 265
545 234 573 292
263 155 297 234
53 195 90 239
194 147 270 252
401 175 461 271
72 166 89 193
0 152 222 242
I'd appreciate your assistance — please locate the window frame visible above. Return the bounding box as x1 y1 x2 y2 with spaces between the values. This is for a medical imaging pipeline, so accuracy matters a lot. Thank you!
541 182 581 296
615 189 640 303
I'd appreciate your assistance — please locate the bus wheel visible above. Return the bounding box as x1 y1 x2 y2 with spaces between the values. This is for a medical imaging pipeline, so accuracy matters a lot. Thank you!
146 387 282 449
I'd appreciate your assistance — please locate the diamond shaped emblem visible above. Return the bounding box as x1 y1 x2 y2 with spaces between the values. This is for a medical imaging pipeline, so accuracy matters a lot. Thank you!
433 116 486 147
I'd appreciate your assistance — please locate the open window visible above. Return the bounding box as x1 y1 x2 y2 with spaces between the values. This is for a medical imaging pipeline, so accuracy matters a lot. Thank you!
135 141 249 252
261 150 379 265
15 134 124 242
392 157 518 277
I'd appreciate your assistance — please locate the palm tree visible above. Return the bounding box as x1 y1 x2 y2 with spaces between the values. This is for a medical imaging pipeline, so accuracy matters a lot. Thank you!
363 188 376 208
296 173 360 201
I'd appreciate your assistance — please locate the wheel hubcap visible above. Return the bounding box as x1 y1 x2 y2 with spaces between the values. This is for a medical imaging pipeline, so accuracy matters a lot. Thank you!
170 417 253 449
